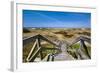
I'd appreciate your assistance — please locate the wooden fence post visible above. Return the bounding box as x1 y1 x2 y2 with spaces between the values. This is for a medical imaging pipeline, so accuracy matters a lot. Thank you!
37 37 43 60
52 54 54 61
47 54 50 61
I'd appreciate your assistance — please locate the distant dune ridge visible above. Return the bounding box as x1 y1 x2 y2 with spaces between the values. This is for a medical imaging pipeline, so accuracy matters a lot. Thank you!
23 28 90 42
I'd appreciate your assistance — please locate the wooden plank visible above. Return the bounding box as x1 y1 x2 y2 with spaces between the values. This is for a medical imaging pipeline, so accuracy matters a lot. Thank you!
76 40 90 59
70 36 91 46
29 47 41 62
54 41 75 61
23 35 38 46
27 38 42 62
39 35 59 47
80 36 91 44
80 40 91 59
26 39 38 62
37 38 43 60
70 37 81 46
23 34 59 47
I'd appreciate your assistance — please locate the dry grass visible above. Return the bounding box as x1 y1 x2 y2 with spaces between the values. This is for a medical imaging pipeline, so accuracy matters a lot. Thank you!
23 28 90 41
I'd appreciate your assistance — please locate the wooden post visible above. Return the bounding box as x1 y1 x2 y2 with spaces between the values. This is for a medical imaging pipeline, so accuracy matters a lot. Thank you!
52 54 54 61
47 54 50 61
29 47 41 62
37 37 43 60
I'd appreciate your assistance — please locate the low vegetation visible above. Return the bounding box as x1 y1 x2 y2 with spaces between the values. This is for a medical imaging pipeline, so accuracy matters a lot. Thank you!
23 28 91 62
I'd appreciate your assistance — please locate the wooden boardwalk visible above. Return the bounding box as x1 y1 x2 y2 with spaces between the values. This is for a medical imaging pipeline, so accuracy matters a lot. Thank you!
23 34 91 62
54 41 74 61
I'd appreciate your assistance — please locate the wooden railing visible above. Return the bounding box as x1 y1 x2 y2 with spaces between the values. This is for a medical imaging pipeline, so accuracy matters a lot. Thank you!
24 34 59 62
23 34 91 62
69 36 91 59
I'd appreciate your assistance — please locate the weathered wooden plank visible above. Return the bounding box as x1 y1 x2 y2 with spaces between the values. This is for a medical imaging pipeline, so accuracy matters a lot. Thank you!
26 39 38 62
38 35 59 47
37 38 43 60
23 34 59 47
23 35 38 46
80 40 91 59
80 36 91 44
77 48 89 59
70 36 91 46
54 41 75 61
74 39 90 60
29 47 41 62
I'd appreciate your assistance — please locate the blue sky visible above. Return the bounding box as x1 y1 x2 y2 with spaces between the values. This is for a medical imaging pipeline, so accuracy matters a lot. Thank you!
23 10 91 28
